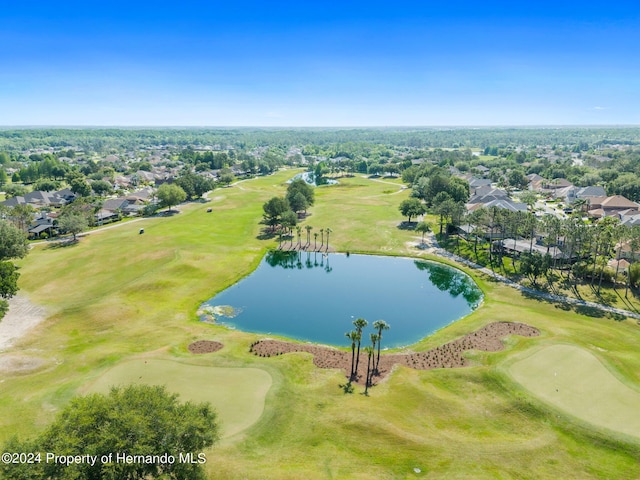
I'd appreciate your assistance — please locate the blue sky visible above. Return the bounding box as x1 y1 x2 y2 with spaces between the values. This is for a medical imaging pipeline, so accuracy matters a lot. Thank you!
1 1 639 126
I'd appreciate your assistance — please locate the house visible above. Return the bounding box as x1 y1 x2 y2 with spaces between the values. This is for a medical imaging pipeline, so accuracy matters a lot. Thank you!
527 173 544 183
587 195 640 218
102 198 129 213
468 177 493 195
498 238 568 260
0 189 76 209
530 177 573 195
27 212 57 238
607 258 630 273
563 185 607 204
479 198 528 213
620 212 640 227
467 187 526 213
615 240 640 260
94 209 120 225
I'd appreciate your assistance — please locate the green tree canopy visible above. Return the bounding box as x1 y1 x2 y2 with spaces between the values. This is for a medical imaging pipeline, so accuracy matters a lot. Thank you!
69 177 92 197
288 191 308 214
57 212 89 241
1 385 219 480
286 178 314 207
415 221 431 243
90 179 113 196
399 198 426 223
0 220 29 261
0 220 29 321
262 196 290 229
157 183 187 212
0 261 20 299
175 173 215 200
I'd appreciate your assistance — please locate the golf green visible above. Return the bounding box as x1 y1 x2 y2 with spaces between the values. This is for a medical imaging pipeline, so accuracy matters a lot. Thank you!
83 358 272 438
509 344 640 439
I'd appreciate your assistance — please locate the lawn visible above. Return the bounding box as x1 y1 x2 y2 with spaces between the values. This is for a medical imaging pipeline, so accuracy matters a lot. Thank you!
508 344 640 441
2 169 640 479
83 358 272 438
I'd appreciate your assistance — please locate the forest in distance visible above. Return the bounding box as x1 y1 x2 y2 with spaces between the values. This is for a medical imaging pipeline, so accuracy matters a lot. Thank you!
1 126 640 153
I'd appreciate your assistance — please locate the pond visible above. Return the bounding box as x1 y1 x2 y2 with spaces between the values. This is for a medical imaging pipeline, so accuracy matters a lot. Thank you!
289 171 338 186
200 252 483 348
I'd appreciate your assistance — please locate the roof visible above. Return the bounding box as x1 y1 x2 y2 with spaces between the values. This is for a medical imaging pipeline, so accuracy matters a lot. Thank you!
473 186 508 198
95 209 119 220
469 178 492 188
607 258 631 270
499 238 567 259
482 199 528 212
102 198 129 212
1 196 25 207
601 195 640 209
28 224 52 234
620 214 640 227
544 178 573 189
576 186 607 198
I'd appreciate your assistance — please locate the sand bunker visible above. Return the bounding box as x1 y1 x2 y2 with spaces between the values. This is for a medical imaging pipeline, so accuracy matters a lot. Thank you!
0 354 48 374
251 322 539 384
0 295 48 352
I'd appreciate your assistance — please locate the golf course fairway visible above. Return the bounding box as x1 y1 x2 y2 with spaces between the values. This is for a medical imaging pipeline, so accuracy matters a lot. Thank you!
509 344 640 439
83 358 272 438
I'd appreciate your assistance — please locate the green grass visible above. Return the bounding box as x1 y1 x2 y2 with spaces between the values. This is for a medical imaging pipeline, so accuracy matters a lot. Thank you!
83 358 272 438
508 344 640 441
2 169 640 479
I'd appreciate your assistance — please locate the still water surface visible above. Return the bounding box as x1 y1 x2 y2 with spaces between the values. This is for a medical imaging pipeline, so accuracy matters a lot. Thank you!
201 251 482 348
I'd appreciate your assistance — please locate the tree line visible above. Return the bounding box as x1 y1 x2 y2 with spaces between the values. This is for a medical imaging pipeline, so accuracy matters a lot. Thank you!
454 207 640 297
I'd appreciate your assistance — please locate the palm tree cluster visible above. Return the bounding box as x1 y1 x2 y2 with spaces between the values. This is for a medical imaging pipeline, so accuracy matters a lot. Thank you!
458 206 640 296
345 318 390 395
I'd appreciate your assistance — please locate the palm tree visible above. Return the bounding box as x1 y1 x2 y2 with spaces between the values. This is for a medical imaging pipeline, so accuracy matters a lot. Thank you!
320 228 325 248
573 197 587 214
296 226 302 248
314 232 319 250
596 217 618 294
352 317 368 377
369 333 379 384
626 227 640 298
612 224 629 287
345 331 358 380
372 319 389 373
305 225 313 247
415 221 431 246
363 346 374 395
325 227 332 251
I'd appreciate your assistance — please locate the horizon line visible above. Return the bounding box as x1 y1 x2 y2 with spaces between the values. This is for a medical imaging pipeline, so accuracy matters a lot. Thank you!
1 124 639 129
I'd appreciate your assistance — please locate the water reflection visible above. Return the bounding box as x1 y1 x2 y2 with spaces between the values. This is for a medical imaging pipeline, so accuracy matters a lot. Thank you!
265 249 332 272
204 253 482 347
414 260 482 307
